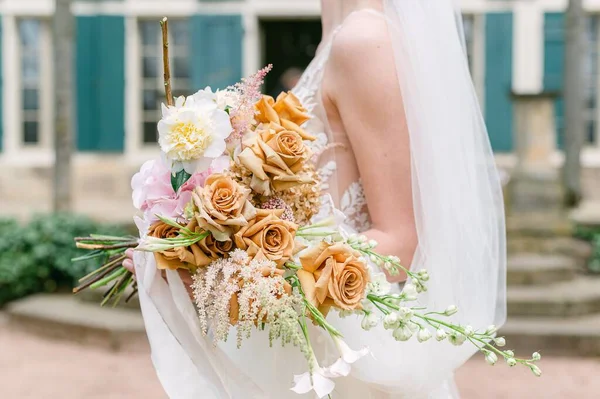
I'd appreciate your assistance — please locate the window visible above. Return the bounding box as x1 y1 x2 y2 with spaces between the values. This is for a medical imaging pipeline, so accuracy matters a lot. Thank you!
19 19 42 145
139 19 191 145
585 16 599 145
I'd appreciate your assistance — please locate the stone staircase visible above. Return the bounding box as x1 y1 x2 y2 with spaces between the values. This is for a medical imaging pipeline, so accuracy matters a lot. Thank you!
501 215 600 356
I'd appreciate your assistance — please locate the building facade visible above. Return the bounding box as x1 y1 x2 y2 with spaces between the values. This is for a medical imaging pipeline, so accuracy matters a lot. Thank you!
0 0 599 221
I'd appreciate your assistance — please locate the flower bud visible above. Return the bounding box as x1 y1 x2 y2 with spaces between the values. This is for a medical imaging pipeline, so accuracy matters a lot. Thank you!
485 351 498 365
532 352 541 361
417 328 432 343
397 307 414 321
383 313 400 330
358 235 368 243
390 255 401 264
505 350 515 358
418 270 430 282
361 313 379 331
484 325 498 335
392 324 413 342
435 329 447 341
402 284 418 301
463 325 474 337
530 364 542 377
369 254 378 264
448 332 466 346
506 358 517 367
347 234 358 244
444 305 458 316
494 337 506 347
368 239 378 248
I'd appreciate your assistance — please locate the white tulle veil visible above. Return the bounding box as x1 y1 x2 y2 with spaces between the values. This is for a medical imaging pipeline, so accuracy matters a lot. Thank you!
133 0 507 397
310 0 507 395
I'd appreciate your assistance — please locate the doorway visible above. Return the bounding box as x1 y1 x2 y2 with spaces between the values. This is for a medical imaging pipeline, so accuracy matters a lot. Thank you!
260 19 322 96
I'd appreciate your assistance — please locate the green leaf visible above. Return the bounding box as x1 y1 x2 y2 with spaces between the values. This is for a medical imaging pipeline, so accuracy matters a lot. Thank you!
171 169 192 192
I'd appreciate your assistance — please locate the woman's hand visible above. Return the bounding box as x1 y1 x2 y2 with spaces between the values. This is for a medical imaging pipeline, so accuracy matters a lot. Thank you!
122 248 195 300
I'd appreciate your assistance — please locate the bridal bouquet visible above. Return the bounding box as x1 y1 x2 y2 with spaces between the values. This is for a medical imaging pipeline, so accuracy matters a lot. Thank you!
73 18 540 399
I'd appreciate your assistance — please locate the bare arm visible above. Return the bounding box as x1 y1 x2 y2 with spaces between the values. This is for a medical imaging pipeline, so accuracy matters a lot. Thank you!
323 14 417 281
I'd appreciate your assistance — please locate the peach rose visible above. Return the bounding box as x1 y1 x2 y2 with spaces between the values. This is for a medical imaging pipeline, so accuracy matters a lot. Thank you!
233 209 298 267
255 92 315 141
192 174 257 241
148 221 213 270
297 242 370 316
237 124 314 195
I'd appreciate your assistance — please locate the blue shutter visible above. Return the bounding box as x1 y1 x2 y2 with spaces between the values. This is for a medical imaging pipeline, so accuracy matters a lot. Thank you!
0 19 3 152
76 16 125 152
190 15 243 90
484 12 514 152
543 13 565 148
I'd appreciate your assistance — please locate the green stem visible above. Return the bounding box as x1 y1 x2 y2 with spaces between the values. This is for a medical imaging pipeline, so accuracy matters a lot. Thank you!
90 266 127 290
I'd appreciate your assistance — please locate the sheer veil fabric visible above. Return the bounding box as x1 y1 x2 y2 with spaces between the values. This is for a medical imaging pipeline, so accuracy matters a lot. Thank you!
133 0 507 397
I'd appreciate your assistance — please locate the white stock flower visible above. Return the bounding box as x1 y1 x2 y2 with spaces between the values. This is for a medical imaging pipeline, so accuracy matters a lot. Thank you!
485 351 498 365
397 307 414 321
368 273 392 296
383 313 401 330
402 283 418 301
485 324 498 335
448 332 466 346
361 313 380 331
463 325 474 337
444 305 458 316
417 328 432 343
158 90 232 174
392 323 413 342
435 329 447 341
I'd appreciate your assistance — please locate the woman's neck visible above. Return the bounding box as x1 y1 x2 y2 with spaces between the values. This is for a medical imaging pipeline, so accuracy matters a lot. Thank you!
320 0 383 38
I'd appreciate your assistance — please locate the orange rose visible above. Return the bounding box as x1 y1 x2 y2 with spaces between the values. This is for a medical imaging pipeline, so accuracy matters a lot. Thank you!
148 221 212 270
192 174 257 241
233 209 298 267
237 124 314 195
255 92 315 141
297 242 370 316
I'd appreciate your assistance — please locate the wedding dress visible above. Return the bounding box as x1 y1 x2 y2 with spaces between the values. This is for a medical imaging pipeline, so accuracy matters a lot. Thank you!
133 1 507 398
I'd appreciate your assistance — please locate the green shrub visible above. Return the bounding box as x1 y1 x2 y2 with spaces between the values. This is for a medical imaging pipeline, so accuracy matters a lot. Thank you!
0 214 128 306
574 225 600 274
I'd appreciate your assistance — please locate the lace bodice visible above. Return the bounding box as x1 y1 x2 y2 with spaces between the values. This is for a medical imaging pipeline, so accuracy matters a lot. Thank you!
293 27 372 233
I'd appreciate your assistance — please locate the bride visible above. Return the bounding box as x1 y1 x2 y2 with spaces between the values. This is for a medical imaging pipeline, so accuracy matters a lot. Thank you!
125 0 506 397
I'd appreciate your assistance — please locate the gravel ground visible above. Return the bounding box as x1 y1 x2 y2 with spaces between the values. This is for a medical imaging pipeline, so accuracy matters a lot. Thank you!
1 323 598 399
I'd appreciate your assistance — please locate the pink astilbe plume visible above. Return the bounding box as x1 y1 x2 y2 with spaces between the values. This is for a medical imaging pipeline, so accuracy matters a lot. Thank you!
227 64 273 143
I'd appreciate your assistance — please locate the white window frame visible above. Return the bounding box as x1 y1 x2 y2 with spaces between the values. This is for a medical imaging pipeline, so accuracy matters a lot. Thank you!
1 3 54 166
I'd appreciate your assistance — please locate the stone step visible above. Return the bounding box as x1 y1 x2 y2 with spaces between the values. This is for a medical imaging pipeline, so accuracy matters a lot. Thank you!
507 254 578 285
5 294 147 352
500 314 600 357
507 237 592 268
507 276 600 317
507 215 573 238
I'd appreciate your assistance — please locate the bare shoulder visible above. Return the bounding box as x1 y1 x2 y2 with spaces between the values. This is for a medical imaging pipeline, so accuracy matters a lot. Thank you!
329 11 393 66
326 11 398 100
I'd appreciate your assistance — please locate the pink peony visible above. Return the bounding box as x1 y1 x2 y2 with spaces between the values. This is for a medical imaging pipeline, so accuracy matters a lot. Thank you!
131 157 230 222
